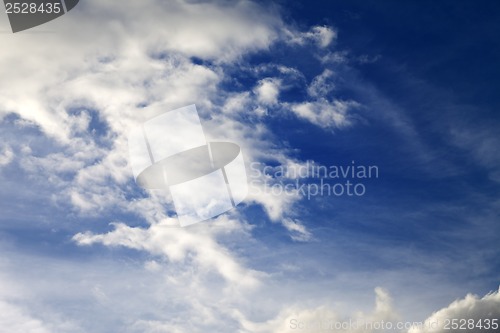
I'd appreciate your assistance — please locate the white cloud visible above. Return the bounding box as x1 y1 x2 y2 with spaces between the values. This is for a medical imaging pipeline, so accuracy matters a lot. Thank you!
321 51 350 64
307 69 335 98
22 153 87 175
0 2 289 327
0 241 260 333
286 25 337 48
1 0 342 233
130 320 187 333
282 218 313 242
409 288 500 333
200 111 307 226
234 287 400 333
222 92 252 115
0 270 83 333
313 26 337 48
288 67 359 130
73 217 261 289
0 300 52 333
1 0 274 218
246 185 301 221
0 145 14 166
290 99 358 129
0 0 380 331
0 0 280 144
254 78 281 106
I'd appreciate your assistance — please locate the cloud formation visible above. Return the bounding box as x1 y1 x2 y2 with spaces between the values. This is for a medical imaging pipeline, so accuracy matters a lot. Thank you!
409 288 500 333
4 1 493 333
290 99 358 129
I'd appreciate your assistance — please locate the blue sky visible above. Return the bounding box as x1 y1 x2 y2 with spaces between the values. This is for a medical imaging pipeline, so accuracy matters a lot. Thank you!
0 1 499 332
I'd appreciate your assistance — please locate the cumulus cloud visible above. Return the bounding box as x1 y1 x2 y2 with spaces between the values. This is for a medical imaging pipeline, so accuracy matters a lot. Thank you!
254 78 281 106
0 0 333 228
0 0 281 142
409 288 500 333
0 0 282 221
234 287 400 333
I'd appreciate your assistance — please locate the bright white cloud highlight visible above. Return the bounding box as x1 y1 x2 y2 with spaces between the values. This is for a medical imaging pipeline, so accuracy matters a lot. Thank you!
409 288 500 333
254 78 281 106
290 99 358 129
